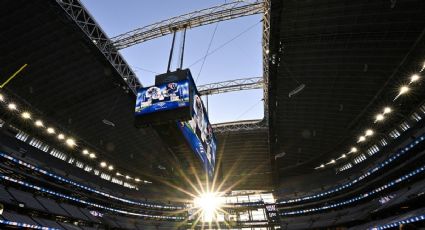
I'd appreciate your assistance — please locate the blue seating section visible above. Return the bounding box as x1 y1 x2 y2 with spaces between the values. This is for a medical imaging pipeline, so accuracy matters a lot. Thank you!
0 152 182 210
277 134 425 205
0 173 183 221
0 218 59 230
281 165 425 216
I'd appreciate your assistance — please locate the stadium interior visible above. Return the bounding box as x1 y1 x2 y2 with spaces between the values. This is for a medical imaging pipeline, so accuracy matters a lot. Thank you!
0 0 425 229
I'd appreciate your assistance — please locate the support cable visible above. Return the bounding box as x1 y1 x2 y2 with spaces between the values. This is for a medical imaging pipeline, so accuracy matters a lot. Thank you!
167 29 177 72
178 27 188 70
189 20 261 69
235 99 263 120
196 22 220 83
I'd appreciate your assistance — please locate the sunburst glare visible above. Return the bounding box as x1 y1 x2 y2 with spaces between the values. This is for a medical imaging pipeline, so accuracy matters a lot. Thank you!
193 192 223 222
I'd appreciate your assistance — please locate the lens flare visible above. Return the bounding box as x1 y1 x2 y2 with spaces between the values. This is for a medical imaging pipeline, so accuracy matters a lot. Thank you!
194 192 223 222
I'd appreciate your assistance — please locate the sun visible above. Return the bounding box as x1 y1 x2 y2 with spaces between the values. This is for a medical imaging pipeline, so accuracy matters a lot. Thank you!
193 192 223 223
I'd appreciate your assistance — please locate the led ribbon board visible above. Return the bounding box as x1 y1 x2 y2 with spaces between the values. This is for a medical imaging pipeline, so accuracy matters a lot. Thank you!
178 70 217 178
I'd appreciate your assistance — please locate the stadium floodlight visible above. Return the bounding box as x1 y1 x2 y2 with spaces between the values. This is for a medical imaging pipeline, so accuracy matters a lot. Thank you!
21 112 31 120
89 153 96 159
326 159 336 165
0 94 4 101
82 149 89 155
399 86 409 95
337 154 346 160
365 129 374 137
57 133 65 140
394 86 409 100
194 193 223 222
410 74 420 83
315 164 325 170
21 112 31 119
34 120 44 127
383 107 392 114
7 103 17 110
108 165 114 171
375 114 384 122
46 127 55 134
350 147 358 153
135 178 141 182
100 162 107 168
357 136 366 143
66 138 76 147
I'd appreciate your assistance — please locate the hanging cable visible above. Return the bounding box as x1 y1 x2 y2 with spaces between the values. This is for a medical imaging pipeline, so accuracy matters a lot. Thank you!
178 26 187 69
189 20 261 69
167 29 177 72
196 22 220 83
235 98 263 120
131 65 160 75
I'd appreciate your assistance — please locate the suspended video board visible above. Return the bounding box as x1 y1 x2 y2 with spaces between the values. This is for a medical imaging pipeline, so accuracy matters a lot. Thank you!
134 69 216 178
135 80 190 115
178 93 217 178
135 78 192 127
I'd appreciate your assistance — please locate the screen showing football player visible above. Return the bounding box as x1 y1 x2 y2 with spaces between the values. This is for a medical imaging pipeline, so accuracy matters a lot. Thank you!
162 82 180 102
145 86 163 103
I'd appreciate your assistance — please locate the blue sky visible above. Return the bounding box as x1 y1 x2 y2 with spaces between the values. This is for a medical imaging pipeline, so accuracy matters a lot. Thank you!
80 0 264 123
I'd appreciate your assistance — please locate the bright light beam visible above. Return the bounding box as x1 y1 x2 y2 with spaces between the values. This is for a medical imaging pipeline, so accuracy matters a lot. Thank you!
193 192 223 223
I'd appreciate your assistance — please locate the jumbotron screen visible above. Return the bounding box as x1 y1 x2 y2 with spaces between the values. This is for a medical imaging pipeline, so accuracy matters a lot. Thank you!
178 92 217 178
135 80 190 116
134 68 216 178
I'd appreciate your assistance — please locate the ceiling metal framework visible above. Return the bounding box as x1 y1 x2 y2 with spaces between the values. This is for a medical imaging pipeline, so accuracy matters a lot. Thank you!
213 119 267 133
56 0 271 132
111 0 272 132
261 0 271 120
213 0 271 133
111 1 264 50
198 77 263 96
55 0 142 95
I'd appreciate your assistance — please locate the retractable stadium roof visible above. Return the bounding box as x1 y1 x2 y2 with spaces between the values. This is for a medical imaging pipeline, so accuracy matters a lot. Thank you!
0 1 174 192
2 0 425 196
0 0 273 194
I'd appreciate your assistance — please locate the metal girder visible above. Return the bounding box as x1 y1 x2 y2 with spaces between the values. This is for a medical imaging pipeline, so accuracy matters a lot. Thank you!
55 0 142 95
111 1 264 50
212 0 271 133
261 0 271 122
57 0 271 132
213 119 267 133
198 77 263 96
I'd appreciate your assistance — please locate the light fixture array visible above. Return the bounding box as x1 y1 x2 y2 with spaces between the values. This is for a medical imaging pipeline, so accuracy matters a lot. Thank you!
0 91 142 184
316 62 423 170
